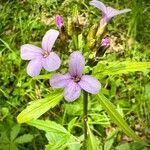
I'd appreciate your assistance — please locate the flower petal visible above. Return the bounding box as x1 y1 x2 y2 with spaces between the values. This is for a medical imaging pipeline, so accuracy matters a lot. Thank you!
27 59 42 77
50 73 71 88
21 44 43 60
107 7 131 18
78 75 101 94
69 51 85 77
90 0 107 13
64 81 81 102
42 29 59 52
42 52 61 71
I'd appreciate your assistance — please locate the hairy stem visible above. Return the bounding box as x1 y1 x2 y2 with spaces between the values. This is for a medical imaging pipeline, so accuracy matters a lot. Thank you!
83 91 88 150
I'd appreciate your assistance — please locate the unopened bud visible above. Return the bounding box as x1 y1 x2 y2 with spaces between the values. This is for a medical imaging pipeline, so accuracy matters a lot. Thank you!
55 15 64 29
101 37 110 48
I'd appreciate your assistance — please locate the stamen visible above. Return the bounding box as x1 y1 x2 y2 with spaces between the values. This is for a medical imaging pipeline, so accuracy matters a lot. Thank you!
73 76 80 83
43 51 49 58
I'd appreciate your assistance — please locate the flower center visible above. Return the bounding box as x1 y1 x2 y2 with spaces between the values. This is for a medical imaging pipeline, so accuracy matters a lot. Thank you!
73 76 81 83
43 51 49 58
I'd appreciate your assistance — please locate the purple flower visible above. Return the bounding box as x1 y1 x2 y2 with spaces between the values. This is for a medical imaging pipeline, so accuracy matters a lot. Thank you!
55 15 64 29
101 37 110 48
21 29 61 77
90 0 131 27
50 51 101 102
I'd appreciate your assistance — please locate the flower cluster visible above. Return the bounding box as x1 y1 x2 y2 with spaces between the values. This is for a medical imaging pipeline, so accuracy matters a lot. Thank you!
20 0 131 102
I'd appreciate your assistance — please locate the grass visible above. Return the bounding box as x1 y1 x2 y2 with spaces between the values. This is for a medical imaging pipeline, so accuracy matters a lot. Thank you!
0 0 150 149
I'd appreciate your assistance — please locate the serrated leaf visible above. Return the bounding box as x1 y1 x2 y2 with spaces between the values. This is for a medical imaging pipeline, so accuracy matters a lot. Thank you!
45 133 81 150
28 119 68 134
14 134 34 144
45 132 69 150
17 91 63 123
93 61 150 77
10 124 20 141
28 119 81 150
97 93 142 142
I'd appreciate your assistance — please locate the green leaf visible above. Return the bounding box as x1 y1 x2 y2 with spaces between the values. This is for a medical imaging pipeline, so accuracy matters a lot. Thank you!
28 119 81 150
28 119 68 134
116 142 148 150
78 33 85 50
67 136 81 150
17 91 63 123
45 133 81 150
1 143 18 150
33 73 52 79
31 120 68 149
68 117 77 132
0 132 10 144
104 130 118 150
45 132 69 150
14 134 34 144
10 124 20 141
87 124 101 150
97 93 142 142
93 61 150 77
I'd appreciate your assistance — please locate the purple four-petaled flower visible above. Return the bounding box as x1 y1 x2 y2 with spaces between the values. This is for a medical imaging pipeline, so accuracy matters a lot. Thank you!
90 0 131 28
50 51 101 102
21 29 61 77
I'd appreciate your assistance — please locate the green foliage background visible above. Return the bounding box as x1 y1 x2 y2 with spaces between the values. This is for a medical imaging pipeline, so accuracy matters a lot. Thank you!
0 0 150 149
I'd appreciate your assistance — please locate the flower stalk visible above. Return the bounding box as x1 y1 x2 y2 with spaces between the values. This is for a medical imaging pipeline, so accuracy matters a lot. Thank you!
83 91 88 150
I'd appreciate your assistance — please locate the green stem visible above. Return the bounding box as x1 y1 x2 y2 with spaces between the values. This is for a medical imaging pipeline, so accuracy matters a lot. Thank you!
83 91 88 150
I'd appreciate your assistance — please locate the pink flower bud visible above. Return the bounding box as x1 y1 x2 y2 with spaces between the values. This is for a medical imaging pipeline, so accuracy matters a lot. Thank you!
55 15 64 29
101 37 110 48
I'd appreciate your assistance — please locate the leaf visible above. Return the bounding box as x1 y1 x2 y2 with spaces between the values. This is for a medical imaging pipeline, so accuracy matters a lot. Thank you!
87 124 101 150
93 61 150 77
116 142 148 150
45 144 64 150
14 134 34 144
10 124 20 141
45 133 81 150
17 91 63 123
28 119 81 150
33 73 52 79
104 130 118 150
1 143 18 150
45 132 69 150
0 38 14 53
68 117 78 132
78 33 85 50
0 132 10 144
67 135 81 150
97 93 142 142
145 84 150 99
27 119 68 134
28 120 70 149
